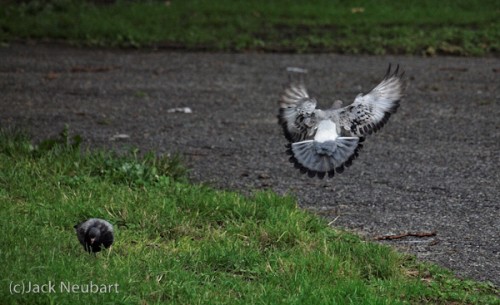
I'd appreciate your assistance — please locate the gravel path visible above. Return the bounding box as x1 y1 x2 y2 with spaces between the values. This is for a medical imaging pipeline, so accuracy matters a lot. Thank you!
1 44 499 286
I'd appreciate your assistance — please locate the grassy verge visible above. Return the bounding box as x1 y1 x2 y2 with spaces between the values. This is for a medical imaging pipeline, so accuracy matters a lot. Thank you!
0 0 499 55
0 127 498 304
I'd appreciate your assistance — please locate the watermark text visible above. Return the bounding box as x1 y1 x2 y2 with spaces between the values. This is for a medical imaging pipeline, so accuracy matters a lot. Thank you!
9 281 119 294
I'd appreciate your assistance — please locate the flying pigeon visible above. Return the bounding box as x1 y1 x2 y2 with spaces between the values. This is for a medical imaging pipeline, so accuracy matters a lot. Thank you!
74 218 114 254
278 64 404 178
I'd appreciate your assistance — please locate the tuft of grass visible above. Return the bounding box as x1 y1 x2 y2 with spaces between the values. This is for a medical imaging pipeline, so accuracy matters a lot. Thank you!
0 128 498 304
0 0 498 55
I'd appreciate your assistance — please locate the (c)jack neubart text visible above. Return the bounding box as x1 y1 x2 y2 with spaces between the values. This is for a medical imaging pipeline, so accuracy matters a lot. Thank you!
9 281 119 294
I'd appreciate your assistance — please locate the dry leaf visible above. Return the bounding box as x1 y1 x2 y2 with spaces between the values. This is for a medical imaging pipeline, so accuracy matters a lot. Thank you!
351 7 365 13
45 72 59 80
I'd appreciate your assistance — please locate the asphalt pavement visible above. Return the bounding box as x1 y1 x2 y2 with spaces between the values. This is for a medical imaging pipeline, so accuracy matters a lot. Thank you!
1 44 498 285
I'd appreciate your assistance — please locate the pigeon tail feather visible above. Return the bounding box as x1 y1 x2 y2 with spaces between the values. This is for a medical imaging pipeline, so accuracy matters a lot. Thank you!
288 137 362 178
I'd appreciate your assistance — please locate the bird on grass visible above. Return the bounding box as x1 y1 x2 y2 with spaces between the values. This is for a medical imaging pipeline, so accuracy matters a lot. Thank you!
74 218 114 254
278 64 404 178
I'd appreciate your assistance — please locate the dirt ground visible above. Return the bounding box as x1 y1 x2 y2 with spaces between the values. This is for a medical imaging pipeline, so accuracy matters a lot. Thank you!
1 43 499 286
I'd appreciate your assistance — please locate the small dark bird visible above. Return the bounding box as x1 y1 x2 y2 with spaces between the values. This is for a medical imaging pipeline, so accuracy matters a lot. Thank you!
74 218 114 254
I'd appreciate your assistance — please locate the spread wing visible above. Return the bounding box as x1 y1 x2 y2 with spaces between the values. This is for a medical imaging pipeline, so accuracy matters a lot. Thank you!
278 68 319 142
333 64 404 137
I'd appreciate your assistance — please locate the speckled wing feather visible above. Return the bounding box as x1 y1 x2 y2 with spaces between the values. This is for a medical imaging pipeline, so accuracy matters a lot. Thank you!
278 68 318 142
333 64 404 137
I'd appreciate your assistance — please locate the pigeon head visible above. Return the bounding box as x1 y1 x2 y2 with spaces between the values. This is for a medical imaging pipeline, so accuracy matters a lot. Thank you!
87 227 101 245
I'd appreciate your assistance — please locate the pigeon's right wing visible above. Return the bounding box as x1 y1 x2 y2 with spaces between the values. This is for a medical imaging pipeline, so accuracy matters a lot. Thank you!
74 221 88 246
278 68 319 142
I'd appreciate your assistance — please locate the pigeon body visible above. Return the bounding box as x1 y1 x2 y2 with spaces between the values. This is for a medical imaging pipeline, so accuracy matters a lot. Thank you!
278 64 404 178
74 218 114 253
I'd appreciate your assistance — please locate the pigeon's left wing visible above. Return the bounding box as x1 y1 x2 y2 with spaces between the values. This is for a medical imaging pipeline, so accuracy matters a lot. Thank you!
278 67 319 142
334 64 404 137
95 220 114 248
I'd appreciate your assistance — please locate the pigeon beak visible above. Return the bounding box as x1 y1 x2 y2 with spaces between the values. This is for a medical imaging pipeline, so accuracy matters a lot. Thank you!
90 238 96 245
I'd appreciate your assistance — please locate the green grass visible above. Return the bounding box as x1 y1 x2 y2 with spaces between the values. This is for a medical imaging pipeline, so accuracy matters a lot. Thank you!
0 0 499 55
0 127 498 305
